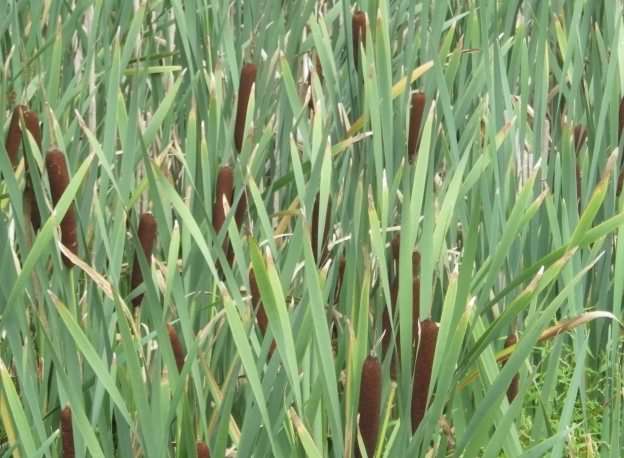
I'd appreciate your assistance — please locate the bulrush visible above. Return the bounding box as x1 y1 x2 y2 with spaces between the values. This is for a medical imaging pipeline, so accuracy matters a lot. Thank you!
356 355 382 458
130 212 157 307
310 195 331 264
504 333 519 402
333 255 346 303
24 110 42 230
23 110 42 151
250 270 275 356
46 150 78 267
573 125 587 154
166 323 186 372
196 441 211 458
234 189 248 229
408 92 427 162
23 185 41 232
411 319 438 432
352 10 367 69
60 405 75 458
234 63 257 152
212 166 234 234
618 170 624 196
5 105 26 167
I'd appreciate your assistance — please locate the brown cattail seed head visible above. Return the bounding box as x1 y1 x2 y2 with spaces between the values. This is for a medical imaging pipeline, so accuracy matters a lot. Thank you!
234 63 257 152
356 355 381 458
24 185 41 232
213 166 234 233
411 319 438 432
352 11 366 69
573 125 586 154
196 441 211 458
5 105 26 167
45 150 78 267
23 110 42 151
234 189 248 230
166 323 186 372
311 195 331 264
60 405 75 458
504 333 519 402
408 92 426 162
131 212 157 307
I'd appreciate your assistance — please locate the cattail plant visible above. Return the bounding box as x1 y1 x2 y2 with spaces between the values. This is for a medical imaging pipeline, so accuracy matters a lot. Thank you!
250 270 275 356
24 110 42 230
408 92 427 162
4 105 27 167
196 441 211 458
356 355 381 458
352 10 366 69
311 195 331 264
234 63 257 152
573 124 587 153
619 96 624 142
23 110 42 151
504 333 519 402
213 166 234 233
130 212 157 307
411 319 438 432
60 405 75 458
166 323 186 372
234 188 248 229
333 255 346 303
45 150 78 267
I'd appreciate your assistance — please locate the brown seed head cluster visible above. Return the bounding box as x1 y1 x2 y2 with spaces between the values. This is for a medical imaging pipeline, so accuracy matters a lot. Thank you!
411 319 438 432
234 63 257 152
352 11 367 69
196 441 211 458
356 355 381 458
131 212 157 307
166 323 186 372
408 92 426 162
60 405 75 458
503 333 519 402
45 150 78 267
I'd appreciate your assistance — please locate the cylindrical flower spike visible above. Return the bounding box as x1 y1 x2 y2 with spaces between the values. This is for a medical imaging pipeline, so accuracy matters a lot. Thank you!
234 63 257 152
166 323 186 372
311 195 331 264
131 212 157 307
60 405 75 458
213 166 234 234
23 110 42 151
411 319 438 432
504 333 519 402
46 150 78 267
5 105 26 167
573 125 586 154
352 11 367 69
356 355 382 458
196 441 211 458
408 92 426 162
234 189 248 229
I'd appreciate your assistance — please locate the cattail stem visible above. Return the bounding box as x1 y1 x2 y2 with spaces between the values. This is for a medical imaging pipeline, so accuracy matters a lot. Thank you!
356 355 381 458
166 323 186 372
408 92 426 162
45 150 78 267
196 441 211 458
60 405 75 458
411 319 438 432
234 63 257 152
503 333 519 402
131 212 157 307
352 11 366 69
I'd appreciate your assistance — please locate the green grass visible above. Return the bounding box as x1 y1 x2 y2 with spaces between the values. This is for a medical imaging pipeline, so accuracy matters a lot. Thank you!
1 1 624 457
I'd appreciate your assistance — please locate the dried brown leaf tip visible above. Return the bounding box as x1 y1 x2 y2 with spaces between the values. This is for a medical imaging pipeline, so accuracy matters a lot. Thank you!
196 441 211 458
166 323 186 372
60 405 75 458
234 63 257 153
503 333 519 402
311 195 331 264
356 355 381 458
408 92 427 162
5 105 26 167
411 319 438 432
131 212 157 307
45 150 78 267
352 10 367 69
